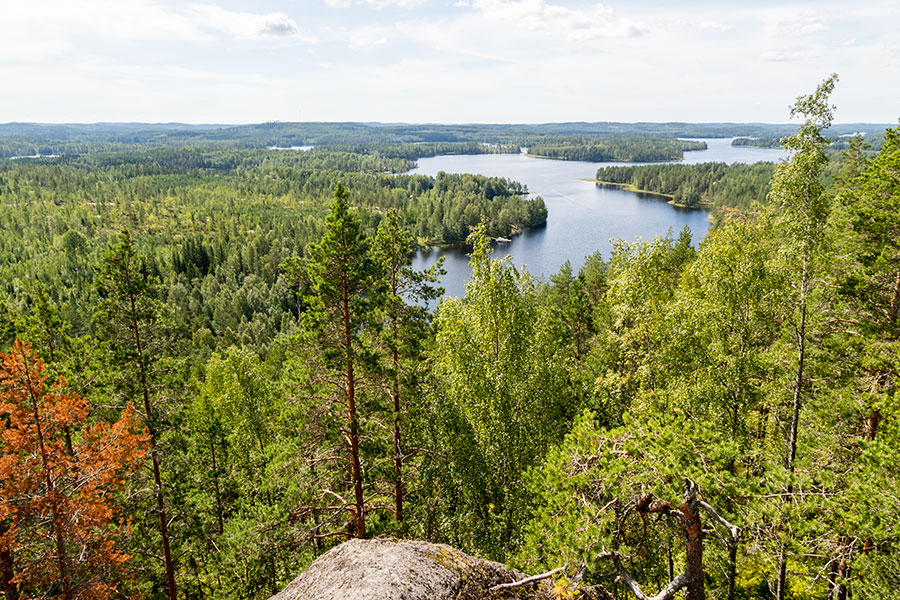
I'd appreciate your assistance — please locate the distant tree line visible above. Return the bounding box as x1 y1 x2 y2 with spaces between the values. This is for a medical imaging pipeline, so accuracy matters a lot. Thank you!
529 137 707 162
317 142 520 160
733 132 885 152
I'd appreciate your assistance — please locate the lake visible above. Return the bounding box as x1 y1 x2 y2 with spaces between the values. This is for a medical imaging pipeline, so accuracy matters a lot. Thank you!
410 138 789 301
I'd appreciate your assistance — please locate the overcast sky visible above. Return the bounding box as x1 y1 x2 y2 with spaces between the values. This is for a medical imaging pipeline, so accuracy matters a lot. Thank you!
2 0 899 124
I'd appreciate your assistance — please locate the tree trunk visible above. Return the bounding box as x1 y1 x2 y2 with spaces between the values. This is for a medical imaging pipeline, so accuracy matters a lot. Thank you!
342 274 366 539
865 408 880 442
1 531 19 600
392 321 403 523
681 482 705 600
889 270 900 324
210 440 224 536
727 540 737 600
832 536 852 600
777 262 809 600
129 294 177 600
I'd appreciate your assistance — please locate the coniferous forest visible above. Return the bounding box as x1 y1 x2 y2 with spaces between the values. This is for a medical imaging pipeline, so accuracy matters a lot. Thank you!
2 76 900 600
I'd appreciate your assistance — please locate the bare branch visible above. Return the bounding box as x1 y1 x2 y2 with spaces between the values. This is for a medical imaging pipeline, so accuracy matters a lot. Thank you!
489 566 564 591
698 499 740 541
597 552 689 600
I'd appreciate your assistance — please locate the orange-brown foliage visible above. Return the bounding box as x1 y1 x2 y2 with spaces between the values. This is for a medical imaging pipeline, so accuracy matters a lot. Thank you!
0 339 150 600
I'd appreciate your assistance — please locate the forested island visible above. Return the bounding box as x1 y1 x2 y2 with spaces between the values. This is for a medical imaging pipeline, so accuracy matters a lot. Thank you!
732 136 786 149
595 162 777 210
528 136 707 162
2 76 900 600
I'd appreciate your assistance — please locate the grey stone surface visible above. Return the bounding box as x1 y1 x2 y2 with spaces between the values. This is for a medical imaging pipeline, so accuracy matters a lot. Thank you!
269 538 539 600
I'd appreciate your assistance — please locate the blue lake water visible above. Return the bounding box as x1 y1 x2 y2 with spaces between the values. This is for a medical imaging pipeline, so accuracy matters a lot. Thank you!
411 138 789 301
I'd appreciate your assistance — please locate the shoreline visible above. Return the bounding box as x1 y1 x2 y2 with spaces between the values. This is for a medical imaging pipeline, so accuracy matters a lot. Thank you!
527 153 684 163
416 224 530 251
580 179 711 210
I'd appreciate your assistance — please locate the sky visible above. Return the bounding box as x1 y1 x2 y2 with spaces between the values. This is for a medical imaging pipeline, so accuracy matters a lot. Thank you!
1 0 899 124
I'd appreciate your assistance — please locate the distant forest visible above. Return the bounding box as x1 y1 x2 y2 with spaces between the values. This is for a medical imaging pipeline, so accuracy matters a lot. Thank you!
2 119 892 159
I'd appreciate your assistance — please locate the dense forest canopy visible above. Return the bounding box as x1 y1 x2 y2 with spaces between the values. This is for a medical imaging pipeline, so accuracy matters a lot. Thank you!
528 137 708 162
595 162 777 210
2 120 892 160
2 81 900 600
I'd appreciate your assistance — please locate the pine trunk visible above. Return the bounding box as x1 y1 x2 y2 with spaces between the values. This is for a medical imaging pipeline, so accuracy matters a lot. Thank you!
392 319 403 523
129 294 177 600
342 273 366 539
682 484 705 600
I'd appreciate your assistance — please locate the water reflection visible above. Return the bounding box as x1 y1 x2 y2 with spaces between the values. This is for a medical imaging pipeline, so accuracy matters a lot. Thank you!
411 138 789 300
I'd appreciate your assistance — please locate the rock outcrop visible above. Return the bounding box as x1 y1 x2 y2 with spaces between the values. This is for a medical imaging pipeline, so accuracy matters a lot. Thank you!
269 538 553 600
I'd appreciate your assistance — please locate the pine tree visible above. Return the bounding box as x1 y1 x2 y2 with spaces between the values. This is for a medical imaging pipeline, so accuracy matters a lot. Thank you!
372 209 443 523
284 183 381 539
94 230 178 600
0 340 148 599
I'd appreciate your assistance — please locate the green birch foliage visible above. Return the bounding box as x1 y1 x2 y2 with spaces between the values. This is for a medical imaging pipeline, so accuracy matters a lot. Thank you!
590 230 694 424
666 214 788 439
425 224 575 560
767 74 841 599
769 74 837 265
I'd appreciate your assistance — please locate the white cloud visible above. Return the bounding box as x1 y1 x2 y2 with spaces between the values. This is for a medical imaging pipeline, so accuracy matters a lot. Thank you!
469 0 645 40
2 0 900 123
0 0 202 46
0 1 313 60
796 22 829 34
699 20 733 32
325 0 424 7
187 4 308 40
366 0 425 6
345 25 391 48
760 49 819 62
763 7 832 38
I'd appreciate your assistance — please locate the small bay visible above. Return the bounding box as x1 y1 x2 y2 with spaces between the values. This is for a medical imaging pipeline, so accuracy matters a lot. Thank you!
411 138 789 301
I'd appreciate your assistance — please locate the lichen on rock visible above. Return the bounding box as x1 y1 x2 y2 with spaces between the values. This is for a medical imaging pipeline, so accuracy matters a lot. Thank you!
269 538 556 600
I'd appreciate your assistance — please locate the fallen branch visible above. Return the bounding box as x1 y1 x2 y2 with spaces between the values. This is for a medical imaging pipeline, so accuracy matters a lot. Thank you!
489 566 565 591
